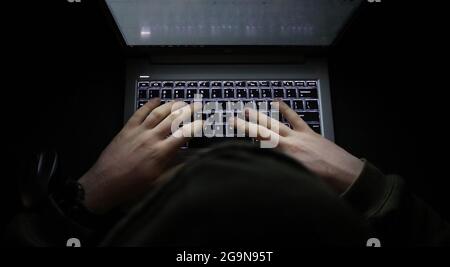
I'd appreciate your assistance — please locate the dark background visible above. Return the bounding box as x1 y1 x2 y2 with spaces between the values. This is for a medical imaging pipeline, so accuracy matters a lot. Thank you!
2 0 448 233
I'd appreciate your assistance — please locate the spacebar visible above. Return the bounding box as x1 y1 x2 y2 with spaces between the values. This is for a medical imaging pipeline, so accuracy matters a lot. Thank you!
188 137 253 148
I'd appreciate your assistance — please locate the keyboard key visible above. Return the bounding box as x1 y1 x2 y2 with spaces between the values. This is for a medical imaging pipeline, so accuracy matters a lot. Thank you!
225 122 235 137
259 81 270 87
138 89 147 99
235 81 245 87
211 89 222 98
295 81 306 87
247 81 258 87
137 101 146 108
243 101 257 109
236 89 247 98
256 101 269 110
186 89 197 99
226 101 244 112
249 89 260 98
283 100 292 108
308 124 322 134
204 101 218 111
212 81 222 87
298 89 318 98
271 81 283 87
214 124 225 137
199 112 210 121
199 81 210 87
283 81 294 87
307 81 317 87
138 81 150 88
273 89 285 98
175 81 186 87
199 89 210 99
298 112 320 122
293 100 304 110
224 89 235 98
261 89 272 98
150 82 162 88
148 90 160 98
174 89 185 99
194 110 205 121
161 90 172 99
224 81 234 87
163 82 174 88
187 82 198 87
306 100 319 110
285 89 297 98
271 81 282 87
218 101 227 110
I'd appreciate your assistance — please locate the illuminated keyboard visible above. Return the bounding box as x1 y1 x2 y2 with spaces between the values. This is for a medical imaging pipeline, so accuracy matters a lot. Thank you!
136 79 322 143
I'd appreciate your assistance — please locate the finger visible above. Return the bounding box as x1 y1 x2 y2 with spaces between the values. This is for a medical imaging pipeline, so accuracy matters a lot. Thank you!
274 101 311 132
155 102 202 136
126 98 161 127
142 101 181 129
245 107 291 136
164 120 204 148
232 117 282 148
232 116 280 141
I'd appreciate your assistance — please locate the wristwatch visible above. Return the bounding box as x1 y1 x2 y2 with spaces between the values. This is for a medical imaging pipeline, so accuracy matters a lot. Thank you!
49 180 105 229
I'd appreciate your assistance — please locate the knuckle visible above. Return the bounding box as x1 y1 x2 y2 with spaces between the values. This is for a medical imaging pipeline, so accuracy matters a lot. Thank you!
142 135 159 147
151 110 165 121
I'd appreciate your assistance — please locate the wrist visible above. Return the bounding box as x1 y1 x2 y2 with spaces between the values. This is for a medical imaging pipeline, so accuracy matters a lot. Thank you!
50 179 109 229
339 157 365 192
78 168 113 215
326 157 364 194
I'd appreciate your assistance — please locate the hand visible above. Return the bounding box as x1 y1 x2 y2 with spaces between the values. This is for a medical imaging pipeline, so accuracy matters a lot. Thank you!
231 101 364 193
79 98 202 214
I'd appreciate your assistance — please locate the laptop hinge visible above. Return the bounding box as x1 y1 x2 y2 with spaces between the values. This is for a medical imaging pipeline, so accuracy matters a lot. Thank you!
147 54 306 64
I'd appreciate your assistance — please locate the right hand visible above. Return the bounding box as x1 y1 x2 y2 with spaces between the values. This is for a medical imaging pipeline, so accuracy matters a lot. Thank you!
231 101 364 193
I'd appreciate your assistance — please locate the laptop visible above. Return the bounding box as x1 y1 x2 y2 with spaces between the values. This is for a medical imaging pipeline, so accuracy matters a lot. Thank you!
103 0 362 148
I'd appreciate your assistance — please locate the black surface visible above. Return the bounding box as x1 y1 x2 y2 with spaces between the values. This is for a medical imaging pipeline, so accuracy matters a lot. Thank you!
329 1 448 219
2 0 449 235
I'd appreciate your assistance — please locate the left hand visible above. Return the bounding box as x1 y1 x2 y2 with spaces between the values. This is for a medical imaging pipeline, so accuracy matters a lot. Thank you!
79 99 203 214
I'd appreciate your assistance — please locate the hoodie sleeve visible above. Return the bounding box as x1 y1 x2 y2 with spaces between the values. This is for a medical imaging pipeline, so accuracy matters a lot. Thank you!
342 161 450 246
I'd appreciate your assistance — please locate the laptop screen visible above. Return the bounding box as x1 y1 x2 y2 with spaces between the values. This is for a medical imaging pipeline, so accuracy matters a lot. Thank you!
105 0 362 46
